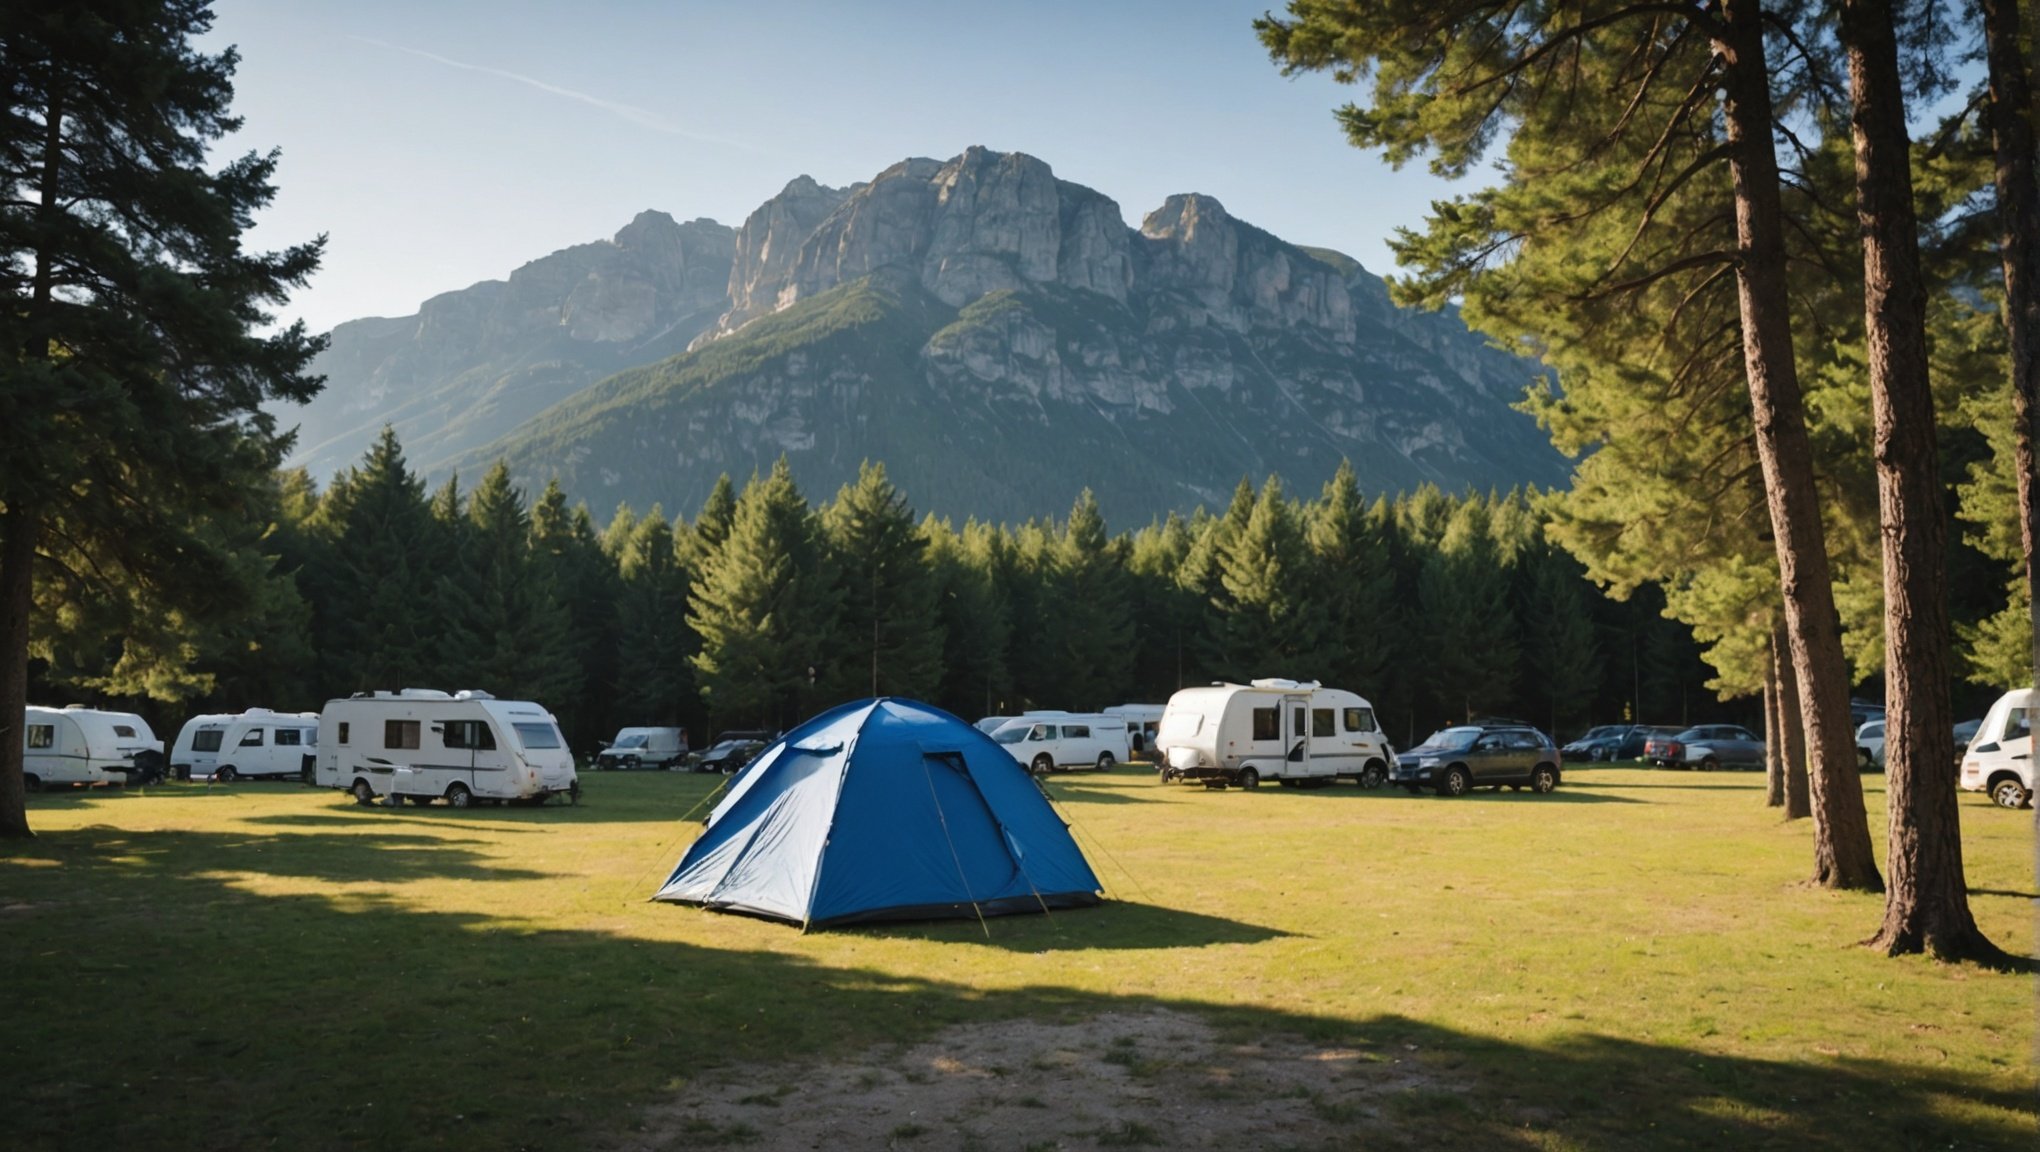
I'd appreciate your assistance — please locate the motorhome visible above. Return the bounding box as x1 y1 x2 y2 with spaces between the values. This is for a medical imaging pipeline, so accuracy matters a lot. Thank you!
1102 704 1166 759
1156 680 1394 789
595 726 688 771
989 713 1131 774
173 709 319 781
21 705 163 789
314 689 580 807
1958 687 2036 810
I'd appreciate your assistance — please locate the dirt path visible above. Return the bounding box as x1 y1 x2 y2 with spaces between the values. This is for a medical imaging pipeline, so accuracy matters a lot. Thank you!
625 1008 1449 1151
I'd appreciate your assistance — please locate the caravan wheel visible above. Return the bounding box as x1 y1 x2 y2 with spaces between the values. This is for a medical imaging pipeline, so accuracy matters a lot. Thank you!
217 766 239 783
350 779 374 805
1237 767 1260 790
1359 761 1387 789
446 784 474 809
1096 752 1116 770
1031 754 1054 777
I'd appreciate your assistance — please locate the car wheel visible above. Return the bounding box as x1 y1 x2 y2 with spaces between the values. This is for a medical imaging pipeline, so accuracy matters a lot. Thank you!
1359 761 1386 789
1989 777 2032 809
1031 754 1054 777
1096 751 1116 770
351 779 374 805
1531 765 1558 794
1237 767 1260 790
218 765 238 783
1699 757 1719 773
1438 766 1470 797
447 783 474 809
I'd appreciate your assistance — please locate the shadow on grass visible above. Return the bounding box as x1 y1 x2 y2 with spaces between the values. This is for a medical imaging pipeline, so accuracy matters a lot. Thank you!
1 826 2032 1152
1038 777 1158 805
855 900 1293 952
1251 784 1648 805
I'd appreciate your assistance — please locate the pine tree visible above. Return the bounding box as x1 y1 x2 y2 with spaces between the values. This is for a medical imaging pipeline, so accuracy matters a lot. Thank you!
1203 477 1325 682
1 1 326 837
1126 513 1198 699
438 462 579 714
1416 498 1520 724
531 480 620 745
821 462 945 700
614 507 697 728
925 516 1012 719
1516 539 1599 736
325 430 438 691
1039 491 1134 708
688 459 838 727
1306 462 1398 698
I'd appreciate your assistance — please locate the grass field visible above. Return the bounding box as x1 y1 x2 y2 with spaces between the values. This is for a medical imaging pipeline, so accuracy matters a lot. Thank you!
1 765 2033 1150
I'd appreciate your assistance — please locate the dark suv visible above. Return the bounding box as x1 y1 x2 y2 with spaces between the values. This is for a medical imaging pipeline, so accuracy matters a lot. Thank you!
1390 722 1562 796
686 730 773 774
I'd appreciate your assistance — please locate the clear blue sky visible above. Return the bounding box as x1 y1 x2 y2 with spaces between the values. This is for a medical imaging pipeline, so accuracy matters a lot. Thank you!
206 0 1464 334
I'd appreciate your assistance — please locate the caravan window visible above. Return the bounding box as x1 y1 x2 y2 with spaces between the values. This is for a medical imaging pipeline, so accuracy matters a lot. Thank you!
113 725 137 738
1251 708 1279 741
1064 724 1090 738
512 722 563 750
192 729 224 752
385 720 421 750
336 722 350 745
239 728 265 747
275 728 303 747
1311 709 1335 738
27 724 53 750
1343 707 1377 733
441 720 497 751
2008 709 2032 741
1159 712 1201 738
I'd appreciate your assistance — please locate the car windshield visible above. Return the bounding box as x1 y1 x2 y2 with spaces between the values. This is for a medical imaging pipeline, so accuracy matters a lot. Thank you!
1420 727 1483 751
1672 728 1707 741
613 733 647 749
512 722 563 749
991 725 1029 746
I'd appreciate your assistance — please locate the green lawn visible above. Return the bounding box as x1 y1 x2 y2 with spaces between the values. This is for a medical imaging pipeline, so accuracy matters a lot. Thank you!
1 765 2032 1150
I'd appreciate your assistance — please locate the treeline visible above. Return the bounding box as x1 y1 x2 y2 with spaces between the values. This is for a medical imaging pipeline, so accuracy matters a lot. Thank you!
32 427 1746 752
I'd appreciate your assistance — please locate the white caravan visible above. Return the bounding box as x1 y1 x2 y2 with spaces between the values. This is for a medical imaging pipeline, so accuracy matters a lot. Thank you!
173 709 319 781
1958 687 2036 809
990 713 1131 774
1102 704 1166 759
21 705 162 789
314 689 579 808
595 726 688 771
1156 680 1394 789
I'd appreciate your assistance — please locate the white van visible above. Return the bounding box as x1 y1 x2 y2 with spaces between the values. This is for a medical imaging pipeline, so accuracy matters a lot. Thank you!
1156 679 1394 789
1103 704 1166 759
314 689 580 807
1958 687 2035 809
21 706 163 789
990 713 1131 774
173 709 319 782
595 726 688 770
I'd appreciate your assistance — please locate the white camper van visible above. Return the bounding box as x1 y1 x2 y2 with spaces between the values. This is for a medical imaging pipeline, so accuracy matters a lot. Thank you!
1103 704 1166 759
990 713 1131 774
1958 687 2035 809
173 709 319 782
314 689 579 807
595 726 688 771
21 705 163 789
1156 680 1394 789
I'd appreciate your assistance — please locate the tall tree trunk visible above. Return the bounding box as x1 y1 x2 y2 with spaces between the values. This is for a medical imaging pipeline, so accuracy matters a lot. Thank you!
1764 635 1785 807
1983 0 2040 689
1842 0 2008 963
0 506 34 839
1776 618 1812 819
1715 0 1881 888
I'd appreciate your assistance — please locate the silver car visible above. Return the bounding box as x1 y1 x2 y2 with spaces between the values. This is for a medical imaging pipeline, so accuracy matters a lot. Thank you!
1856 719 1885 771
1650 724 1766 770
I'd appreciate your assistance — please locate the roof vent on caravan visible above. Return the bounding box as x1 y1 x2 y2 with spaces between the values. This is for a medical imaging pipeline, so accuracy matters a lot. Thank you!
65 703 88 709
398 688 454 700
1248 679 1321 691
453 690 496 701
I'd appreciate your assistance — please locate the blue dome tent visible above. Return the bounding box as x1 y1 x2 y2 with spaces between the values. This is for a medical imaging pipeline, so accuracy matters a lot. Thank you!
653 698 1103 928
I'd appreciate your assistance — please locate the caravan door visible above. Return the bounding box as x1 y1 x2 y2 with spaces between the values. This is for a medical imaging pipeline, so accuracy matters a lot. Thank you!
1282 694 1311 779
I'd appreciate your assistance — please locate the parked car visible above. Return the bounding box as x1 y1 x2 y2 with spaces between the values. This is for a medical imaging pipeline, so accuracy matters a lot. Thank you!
1612 725 1683 761
1849 697 1885 729
687 731 772 774
1953 717 1983 757
595 726 688 771
993 714 1131 775
1958 689 2034 809
1856 719 1885 771
1561 725 1629 762
1645 724 1766 770
1389 721 1561 796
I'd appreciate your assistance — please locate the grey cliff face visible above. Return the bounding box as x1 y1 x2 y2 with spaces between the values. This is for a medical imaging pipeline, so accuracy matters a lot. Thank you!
298 145 1564 524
